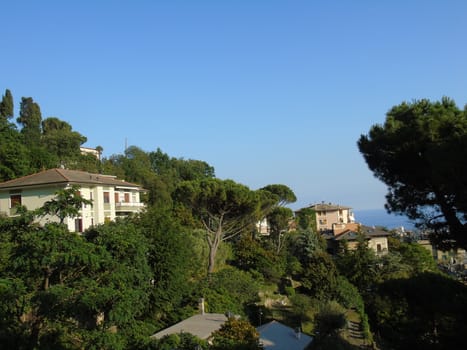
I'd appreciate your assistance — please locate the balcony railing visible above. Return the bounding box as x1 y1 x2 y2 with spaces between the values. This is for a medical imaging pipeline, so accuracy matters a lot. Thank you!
115 202 145 212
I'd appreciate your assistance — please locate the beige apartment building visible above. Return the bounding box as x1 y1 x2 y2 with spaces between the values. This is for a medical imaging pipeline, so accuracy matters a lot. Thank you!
0 168 145 232
308 202 355 232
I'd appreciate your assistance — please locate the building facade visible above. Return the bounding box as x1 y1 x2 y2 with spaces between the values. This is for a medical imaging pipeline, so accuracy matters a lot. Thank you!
299 202 355 232
0 168 145 232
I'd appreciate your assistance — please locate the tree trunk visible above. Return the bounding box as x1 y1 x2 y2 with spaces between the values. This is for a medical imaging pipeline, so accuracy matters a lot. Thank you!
44 271 51 290
207 227 222 275
208 244 217 275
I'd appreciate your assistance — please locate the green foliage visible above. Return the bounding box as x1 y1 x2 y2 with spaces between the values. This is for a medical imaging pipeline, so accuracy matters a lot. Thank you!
137 207 199 326
0 208 157 349
377 241 437 283
290 229 327 265
295 207 317 231
299 251 338 301
314 301 347 339
334 276 364 313
0 89 13 120
84 220 152 327
266 206 294 254
150 147 215 181
396 242 438 274
0 123 30 181
41 117 87 164
37 185 93 223
231 235 285 281
260 184 297 207
358 97 467 249
155 332 207 350
366 272 467 349
211 317 263 350
289 293 313 322
336 235 377 295
175 178 264 273
199 268 260 316
17 96 42 145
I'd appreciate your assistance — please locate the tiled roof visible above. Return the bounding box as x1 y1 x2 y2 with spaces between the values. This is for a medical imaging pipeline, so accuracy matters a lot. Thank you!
307 203 351 211
0 168 142 190
334 225 390 241
151 313 227 340
312 204 351 211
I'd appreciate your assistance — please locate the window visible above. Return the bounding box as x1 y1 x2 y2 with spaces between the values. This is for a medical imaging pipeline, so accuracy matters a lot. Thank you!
103 191 110 203
377 244 382 253
114 192 120 203
75 218 83 233
76 191 87 208
124 192 130 203
10 194 22 208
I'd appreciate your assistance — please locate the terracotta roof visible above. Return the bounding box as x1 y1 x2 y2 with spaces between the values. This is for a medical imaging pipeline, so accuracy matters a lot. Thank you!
334 230 360 241
0 169 142 190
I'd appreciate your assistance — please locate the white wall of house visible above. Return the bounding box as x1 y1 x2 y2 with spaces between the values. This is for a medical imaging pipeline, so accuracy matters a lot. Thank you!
0 183 143 233
0 187 59 219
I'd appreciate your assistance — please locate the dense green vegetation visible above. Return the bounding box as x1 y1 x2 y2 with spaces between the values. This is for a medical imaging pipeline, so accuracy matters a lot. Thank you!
359 97 467 249
1 90 467 349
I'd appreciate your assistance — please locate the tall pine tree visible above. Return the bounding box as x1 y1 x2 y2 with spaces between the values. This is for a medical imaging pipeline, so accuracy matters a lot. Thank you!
0 89 14 126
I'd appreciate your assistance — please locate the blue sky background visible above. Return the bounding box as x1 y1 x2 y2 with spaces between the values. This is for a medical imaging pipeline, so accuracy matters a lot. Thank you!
2 0 467 210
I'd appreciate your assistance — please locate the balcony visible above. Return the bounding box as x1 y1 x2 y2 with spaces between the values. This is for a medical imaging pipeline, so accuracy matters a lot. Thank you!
115 202 145 213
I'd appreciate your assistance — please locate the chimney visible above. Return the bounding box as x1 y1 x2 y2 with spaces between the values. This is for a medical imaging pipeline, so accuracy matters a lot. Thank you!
199 298 205 315
295 327 301 339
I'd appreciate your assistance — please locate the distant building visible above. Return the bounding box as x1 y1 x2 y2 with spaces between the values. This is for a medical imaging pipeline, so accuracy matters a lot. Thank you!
296 202 355 232
295 202 389 255
418 239 467 268
328 224 390 256
257 217 271 235
0 168 145 232
80 146 101 160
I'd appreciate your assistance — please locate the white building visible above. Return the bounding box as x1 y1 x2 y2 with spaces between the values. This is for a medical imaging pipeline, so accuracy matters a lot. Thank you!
0 168 145 232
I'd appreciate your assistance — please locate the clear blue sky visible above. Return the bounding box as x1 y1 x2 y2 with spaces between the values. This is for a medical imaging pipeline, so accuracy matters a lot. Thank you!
3 0 467 210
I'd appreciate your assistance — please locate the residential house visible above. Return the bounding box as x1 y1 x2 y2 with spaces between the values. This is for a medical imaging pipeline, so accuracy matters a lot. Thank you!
418 239 467 269
297 202 355 232
151 313 228 340
295 203 388 255
80 146 101 160
326 224 390 256
151 299 227 340
0 168 145 232
257 320 313 350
